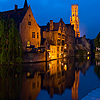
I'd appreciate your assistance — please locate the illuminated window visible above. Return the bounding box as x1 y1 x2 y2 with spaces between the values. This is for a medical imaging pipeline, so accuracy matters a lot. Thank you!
37 32 39 39
28 21 31 25
57 47 59 51
27 41 30 47
32 32 35 38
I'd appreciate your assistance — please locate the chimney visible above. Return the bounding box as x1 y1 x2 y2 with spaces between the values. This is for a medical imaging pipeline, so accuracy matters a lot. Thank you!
50 20 53 31
83 35 86 38
15 5 18 11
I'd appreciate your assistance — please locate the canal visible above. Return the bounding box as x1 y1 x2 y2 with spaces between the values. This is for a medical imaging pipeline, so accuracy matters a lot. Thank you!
0 57 100 100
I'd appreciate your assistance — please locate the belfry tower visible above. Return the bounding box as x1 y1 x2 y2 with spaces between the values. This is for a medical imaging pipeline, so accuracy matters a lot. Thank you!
70 5 80 37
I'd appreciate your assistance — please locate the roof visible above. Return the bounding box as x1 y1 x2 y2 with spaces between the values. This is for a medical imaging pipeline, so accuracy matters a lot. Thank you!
40 18 65 32
1 7 29 27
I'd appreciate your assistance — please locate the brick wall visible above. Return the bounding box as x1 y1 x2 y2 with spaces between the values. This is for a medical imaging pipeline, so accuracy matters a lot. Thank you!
20 6 41 50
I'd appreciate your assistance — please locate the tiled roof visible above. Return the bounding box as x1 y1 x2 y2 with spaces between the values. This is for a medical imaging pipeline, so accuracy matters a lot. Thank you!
1 7 29 27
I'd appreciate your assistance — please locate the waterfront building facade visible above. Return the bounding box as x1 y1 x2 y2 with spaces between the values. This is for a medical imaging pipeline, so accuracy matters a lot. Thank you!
65 24 75 57
1 0 41 51
41 19 66 59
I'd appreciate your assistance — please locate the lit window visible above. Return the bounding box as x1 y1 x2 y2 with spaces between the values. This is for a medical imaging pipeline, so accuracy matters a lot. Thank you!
28 21 31 25
32 32 35 38
37 33 39 39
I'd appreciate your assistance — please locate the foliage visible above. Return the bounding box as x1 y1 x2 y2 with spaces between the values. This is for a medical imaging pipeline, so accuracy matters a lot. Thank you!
94 65 100 79
75 50 86 56
0 18 23 64
16 57 23 64
94 32 100 48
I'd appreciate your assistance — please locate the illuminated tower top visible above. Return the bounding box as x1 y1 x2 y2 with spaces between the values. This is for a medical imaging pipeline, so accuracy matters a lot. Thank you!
70 5 80 37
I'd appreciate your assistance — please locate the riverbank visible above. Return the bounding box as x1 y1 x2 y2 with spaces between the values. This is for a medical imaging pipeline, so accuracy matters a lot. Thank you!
82 87 100 100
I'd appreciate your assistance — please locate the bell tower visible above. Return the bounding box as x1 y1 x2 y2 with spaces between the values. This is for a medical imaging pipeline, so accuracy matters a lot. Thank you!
70 5 80 37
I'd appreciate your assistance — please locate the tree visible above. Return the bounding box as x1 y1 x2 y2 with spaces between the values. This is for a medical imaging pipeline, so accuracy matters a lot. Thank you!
94 32 100 47
8 19 23 63
0 18 23 64
0 19 8 64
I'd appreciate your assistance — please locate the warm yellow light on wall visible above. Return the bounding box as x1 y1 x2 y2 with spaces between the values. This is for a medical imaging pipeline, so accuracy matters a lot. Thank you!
64 64 67 71
49 52 51 58
87 52 89 55
62 63 64 66
27 72 30 77
49 63 50 69
27 41 30 47
87 56 89 60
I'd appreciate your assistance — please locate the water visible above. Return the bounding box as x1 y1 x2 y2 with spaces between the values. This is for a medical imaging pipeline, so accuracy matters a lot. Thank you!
0 57 100 100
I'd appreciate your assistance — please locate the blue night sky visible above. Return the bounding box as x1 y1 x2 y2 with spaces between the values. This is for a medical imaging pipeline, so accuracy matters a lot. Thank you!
0 0 100 39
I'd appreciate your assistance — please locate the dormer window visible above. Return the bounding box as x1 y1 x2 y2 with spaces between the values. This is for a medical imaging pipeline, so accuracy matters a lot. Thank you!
28 21 31 25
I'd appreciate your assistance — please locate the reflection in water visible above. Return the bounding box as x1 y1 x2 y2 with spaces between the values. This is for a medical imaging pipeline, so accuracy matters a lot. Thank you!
94 59 100 79
72 71 80 100
21 72 41 100
0 57 94 100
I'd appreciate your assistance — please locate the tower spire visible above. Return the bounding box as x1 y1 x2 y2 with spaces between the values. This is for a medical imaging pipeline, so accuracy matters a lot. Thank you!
24 0 28 8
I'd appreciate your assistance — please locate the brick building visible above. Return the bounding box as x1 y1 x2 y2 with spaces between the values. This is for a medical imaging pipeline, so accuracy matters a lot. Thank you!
1 0 41 51
41 19 75 59
65 24 75 57
41 18 66 59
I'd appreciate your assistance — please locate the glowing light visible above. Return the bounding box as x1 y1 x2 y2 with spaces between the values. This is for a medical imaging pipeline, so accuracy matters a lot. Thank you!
65 46 66 49
49 52 50 58
87 56 89 60
27 72 30 77
62 63 64 66
49 63 50 69
64 64 67 71
87 52 89 55
38 50 40 52
15 74 17 78
27 41 30 47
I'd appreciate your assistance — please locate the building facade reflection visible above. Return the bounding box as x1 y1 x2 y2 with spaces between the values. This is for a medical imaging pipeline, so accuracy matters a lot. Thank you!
21 72 41 100
0 57 91 100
